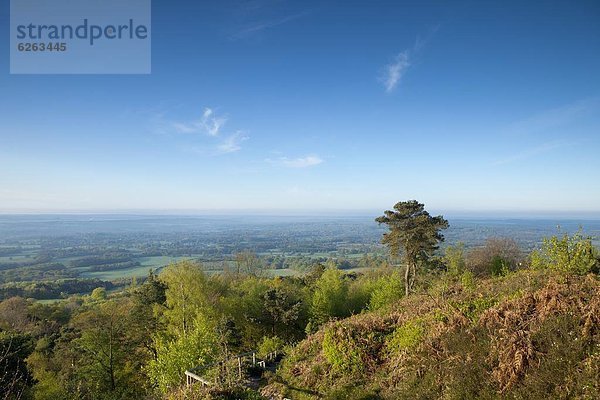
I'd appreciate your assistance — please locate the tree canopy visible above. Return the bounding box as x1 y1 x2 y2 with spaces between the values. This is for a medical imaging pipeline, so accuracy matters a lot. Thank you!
376 200 448 295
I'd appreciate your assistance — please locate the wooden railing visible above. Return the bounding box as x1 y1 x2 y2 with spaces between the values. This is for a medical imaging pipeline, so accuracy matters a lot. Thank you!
184 350 280 387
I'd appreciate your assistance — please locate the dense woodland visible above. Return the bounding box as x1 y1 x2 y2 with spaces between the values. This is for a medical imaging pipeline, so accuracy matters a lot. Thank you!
1 203 599 399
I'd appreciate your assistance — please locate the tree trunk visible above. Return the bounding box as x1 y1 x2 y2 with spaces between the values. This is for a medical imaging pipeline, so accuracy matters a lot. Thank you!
410 263 416 293
404 263 411 297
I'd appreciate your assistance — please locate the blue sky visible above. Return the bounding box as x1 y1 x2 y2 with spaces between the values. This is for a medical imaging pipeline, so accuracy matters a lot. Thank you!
1 0 599 215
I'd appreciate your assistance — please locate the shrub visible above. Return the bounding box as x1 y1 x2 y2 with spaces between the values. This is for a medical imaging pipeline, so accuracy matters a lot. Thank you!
490 255 511 277
460 270 475 291
368 271 403 310
322 323 365 375
467 237 522 276
530 232 598 275
455 296 497 322
257 336 284 359
386 320 424 353
146 316 217 393
309 268 349 328
444 242 466 277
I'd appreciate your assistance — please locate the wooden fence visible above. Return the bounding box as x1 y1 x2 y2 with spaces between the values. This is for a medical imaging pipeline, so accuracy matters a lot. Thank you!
184 350 280 387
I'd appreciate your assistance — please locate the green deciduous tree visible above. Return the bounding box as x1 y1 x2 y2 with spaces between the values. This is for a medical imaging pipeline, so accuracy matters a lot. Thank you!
146 261 222 393
0 297 31 333
376 200 449 296
234 251 263 276
530 232 598 275
146 315 217 393
368 270 404 310
0 332 33 400
444 242 466 278
309 268 349 330
159 261 214 336
257 336 284 359
70 298 143 399
89 287 107 302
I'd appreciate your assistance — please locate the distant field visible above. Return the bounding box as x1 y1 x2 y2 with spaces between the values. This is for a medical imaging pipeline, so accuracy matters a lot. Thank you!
266 268 300 277
0 248 39 262
0 255 32 262
81 256 189 280
347 267 378 274
35 298 64 304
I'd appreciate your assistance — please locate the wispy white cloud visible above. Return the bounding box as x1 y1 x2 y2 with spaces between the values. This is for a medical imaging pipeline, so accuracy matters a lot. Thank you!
171 122 198 134
172 108 227 136
492 140 570 166
381 51 410 93
266 155 323 168
231 11 309 40
216 131 249 154
155 106 249 155
202 108 227 136
380 26 439 93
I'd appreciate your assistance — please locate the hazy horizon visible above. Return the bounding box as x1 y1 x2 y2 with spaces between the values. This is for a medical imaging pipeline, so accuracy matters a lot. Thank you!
1 209 600 220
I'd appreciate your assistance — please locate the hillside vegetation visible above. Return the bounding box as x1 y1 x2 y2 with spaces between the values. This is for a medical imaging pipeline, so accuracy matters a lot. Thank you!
263 270 600 399
1 204 598 400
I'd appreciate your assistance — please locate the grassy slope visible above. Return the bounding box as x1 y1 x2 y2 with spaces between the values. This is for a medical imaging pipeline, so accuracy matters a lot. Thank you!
263 270 600 400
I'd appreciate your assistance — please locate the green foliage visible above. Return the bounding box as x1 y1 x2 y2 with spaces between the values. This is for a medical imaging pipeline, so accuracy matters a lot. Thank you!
234 251 263 276
145 261 225 393
147 315 218 393
9 231 600 400
90 287 107 301
0 278 114 301
30 368 66 400
460 270 475 291
376 200 449 295
530 232 598 275
261 286 302 337
160 260 215 336
218 275 308 346
220 277 271 346
490 255 511 276
368 270 403 310
444 242 466 277
455 296 497 321
134 270 167 305
346 276 374 313
309 268 349 328
71 298 143 398
270 270 600 400
386 320 424 353
322 323 364 375
257 336 284 359
0 332 34 399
